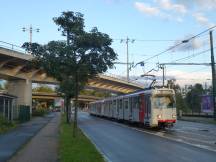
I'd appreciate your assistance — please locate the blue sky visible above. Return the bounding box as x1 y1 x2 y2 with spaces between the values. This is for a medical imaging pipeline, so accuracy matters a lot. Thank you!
0 0 216 86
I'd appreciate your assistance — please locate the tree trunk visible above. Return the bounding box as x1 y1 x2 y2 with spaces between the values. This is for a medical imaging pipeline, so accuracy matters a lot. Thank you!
65 96 70 123
73 72 78 137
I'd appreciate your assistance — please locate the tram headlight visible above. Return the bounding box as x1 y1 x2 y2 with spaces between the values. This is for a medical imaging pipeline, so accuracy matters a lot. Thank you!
172 114 176 118
157 114 162 119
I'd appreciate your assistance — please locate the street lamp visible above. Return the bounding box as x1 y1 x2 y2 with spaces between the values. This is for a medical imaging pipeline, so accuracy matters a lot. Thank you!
22 25 40 44
120 37 135 82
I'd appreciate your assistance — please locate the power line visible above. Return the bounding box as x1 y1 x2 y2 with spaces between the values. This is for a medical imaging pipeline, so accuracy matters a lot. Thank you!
113 38 179 42
173 49 211 62
135 25 216 66
171 45 216 63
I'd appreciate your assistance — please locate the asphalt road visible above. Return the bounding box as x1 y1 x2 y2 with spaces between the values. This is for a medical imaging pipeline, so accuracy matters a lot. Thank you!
170 120 216 150
78 112 216 162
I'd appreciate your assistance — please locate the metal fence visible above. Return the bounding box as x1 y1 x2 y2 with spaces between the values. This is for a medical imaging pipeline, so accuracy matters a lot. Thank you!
0 93 18 121
0 40 28 54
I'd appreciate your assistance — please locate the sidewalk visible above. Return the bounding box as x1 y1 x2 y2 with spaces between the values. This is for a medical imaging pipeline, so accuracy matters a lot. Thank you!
0 112 57 162
8 112 61 162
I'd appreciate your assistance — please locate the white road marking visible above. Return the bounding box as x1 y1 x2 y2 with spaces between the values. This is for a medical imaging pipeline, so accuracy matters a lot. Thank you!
129 126 216 153
173 129 215 140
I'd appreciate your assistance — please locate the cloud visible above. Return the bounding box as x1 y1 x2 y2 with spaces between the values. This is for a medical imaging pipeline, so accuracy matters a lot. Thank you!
134 69 211 86
171 35 207 52
165 69 211 86
134 1 185 22
176 0 216 10
134 2 160 16
157 0 187 14
193 12 215 27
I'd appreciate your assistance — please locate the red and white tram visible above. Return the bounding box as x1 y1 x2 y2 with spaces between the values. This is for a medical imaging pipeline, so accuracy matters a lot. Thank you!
89 88 177 128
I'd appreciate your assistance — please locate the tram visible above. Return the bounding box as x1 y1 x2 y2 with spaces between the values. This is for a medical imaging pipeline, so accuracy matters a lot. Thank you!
89 88 176 128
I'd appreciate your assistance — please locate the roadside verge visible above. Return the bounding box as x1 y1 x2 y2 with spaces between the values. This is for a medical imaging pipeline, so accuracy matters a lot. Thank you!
59 115 105 162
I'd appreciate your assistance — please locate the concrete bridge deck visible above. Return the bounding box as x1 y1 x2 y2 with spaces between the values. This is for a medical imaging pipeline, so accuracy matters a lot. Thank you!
0 47 144 94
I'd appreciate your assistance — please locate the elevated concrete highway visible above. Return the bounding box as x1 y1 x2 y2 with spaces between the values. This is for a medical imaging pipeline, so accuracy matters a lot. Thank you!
0 45 144 112
0 47 144 93
32 92 102 102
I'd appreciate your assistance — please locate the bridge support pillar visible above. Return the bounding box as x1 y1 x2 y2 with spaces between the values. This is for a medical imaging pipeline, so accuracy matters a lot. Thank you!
7 79 32 114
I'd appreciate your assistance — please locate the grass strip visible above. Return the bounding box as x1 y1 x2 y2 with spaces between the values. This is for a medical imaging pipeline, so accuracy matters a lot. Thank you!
179 117 216 125
59 115 105 162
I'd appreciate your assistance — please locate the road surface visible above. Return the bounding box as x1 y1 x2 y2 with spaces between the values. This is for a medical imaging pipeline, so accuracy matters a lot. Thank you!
78 112 216 162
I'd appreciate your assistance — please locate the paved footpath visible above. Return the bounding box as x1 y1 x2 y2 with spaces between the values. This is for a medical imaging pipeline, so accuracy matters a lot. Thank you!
8 112 60 162
0 112 60 162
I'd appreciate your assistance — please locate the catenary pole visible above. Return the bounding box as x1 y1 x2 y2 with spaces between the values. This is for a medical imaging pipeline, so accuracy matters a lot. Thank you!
210 30 216 120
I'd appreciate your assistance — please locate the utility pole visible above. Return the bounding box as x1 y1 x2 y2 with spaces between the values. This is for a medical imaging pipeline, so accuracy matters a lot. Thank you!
126 37 129 82
22 25 40 44
158 64 165 87
210 30 216 120
120 37 135 82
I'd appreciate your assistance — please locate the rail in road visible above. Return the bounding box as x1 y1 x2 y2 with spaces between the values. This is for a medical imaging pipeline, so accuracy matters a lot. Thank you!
78 112 216 162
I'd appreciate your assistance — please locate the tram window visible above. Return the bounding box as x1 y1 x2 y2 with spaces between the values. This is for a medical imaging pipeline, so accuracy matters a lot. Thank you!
124 100 128 109
119 99 122 109
113 100 116 108
146 96 151 113
110 102 112 108
113 100 116 105
132 96 139 109
129 97 132 110
153 96 174 108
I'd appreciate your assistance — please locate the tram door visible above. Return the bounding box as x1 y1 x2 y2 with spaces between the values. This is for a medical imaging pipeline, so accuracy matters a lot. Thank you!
139 93 145 123
123 98 129 120
129 97 133 120
144 95 151 125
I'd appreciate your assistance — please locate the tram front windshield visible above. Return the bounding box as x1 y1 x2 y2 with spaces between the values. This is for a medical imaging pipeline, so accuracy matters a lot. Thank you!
153 95 175 109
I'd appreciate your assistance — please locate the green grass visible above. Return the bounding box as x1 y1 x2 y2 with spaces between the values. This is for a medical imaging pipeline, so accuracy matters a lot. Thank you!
59 115 105 162
179 116 216 125
0 115 16 134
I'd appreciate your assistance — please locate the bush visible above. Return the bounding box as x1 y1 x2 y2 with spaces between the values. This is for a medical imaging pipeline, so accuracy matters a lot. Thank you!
0 114 16 134
32 108 48 116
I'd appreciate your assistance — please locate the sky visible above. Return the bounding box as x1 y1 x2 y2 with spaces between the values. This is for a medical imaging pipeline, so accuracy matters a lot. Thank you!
0 0 216 87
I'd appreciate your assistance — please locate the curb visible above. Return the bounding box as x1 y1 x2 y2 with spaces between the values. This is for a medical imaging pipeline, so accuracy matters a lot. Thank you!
79 126 112 162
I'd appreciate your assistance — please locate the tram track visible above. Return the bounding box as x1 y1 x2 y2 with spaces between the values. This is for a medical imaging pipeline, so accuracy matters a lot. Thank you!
89 114 216 153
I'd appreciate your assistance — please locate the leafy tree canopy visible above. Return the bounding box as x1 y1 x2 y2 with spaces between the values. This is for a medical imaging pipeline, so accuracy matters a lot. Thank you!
23 11 117 99
32 85 55 93
0 84 3 90
185 83 204 113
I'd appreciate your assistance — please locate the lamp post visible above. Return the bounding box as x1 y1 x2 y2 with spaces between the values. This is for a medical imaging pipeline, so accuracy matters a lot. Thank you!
120 37 135 82
22 25 40 44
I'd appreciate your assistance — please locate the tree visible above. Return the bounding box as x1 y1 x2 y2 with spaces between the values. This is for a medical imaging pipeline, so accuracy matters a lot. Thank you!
175 93 189 113
80 89 112 98
185 83 204 113
0 84 3 90
32 85 55 93
167 79 188 113
23 11 117 136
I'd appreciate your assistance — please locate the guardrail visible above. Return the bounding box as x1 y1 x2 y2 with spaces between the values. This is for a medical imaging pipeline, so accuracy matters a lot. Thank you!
181 112 213 118
0 41 28 54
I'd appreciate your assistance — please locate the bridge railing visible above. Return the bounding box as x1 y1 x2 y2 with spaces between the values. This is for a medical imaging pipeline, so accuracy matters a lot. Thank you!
0 41 28 54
